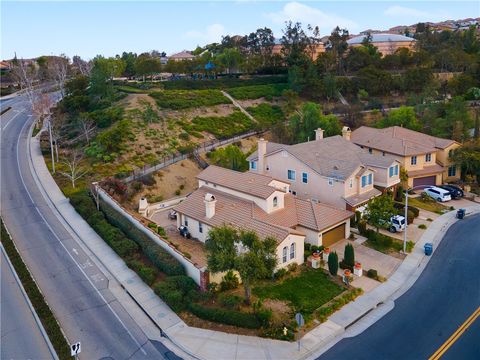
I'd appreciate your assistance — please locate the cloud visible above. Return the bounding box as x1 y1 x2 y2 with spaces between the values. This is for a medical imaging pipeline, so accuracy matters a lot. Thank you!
384 5 448 22
185 24 225 44
267 2 357 34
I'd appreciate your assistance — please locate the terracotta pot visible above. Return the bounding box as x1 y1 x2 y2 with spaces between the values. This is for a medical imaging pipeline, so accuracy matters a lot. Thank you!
312 252 320 259
324 247 330 254
344 269 352 276
354 262 362 269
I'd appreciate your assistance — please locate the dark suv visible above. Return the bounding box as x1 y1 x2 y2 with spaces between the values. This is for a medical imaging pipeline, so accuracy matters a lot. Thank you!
439 185 464 199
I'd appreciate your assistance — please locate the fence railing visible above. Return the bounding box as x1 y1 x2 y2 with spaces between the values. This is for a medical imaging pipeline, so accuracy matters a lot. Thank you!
124 129 263 182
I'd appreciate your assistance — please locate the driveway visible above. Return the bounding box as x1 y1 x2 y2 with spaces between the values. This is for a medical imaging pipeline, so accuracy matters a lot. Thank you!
328 239 402 279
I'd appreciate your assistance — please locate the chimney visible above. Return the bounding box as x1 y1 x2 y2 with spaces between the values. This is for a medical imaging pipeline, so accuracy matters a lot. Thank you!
342 126 351 141
204 193 217 219
257 138 268 174
315 128 324 141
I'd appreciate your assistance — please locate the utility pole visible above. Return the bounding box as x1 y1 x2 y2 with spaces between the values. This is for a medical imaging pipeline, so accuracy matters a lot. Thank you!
47 118 55 174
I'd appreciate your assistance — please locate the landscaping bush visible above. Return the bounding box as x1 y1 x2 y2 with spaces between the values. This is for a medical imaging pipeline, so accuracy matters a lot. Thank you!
142 243 186 276
126 259 158 285
218 293 243 310
274 268 288 280
315 288 363 323
304 243 311 252
287 262 298 273
357 220 367 235
189 110 255 139
162 76 288 90
219 270 239 291
418 224 427 229
328 251 339 276
228 84 290 100
154 275 197 312
344 243 355 268
157 226 167 237
150 89 230 109
188 303 262 329
246 103 284 129
367 269 378 279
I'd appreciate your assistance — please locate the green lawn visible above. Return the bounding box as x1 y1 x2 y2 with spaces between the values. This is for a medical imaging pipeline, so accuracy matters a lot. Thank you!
253 268 344 315
404 196 448 214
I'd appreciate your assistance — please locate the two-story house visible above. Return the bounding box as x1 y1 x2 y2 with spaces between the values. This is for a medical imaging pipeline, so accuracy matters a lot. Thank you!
173 165 352 268
350 126 461 188
247 127 401 211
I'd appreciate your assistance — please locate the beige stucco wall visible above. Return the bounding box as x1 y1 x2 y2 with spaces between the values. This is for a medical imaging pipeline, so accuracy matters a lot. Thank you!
437 143 461 183
369 163 401 188
178 213 211 243
276 234 305 269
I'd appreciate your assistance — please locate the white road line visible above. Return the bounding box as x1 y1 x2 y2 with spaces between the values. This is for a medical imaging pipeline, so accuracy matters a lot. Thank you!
2 108 25 130
16 118 147 356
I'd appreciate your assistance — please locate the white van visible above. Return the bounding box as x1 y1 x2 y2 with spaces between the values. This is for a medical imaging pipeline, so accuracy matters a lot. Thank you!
424 186 451 202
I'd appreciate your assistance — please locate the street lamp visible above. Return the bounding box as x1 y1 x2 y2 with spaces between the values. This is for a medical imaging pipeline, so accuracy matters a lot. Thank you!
403 185 428 253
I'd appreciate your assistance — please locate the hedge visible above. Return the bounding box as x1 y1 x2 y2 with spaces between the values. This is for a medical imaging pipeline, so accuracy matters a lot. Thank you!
150 89 230 109
188 303 262 329
228 83 290 100
188 110 256 139
1 220 70 360
154 275 197 312
162 76 288 90
315 288 363 323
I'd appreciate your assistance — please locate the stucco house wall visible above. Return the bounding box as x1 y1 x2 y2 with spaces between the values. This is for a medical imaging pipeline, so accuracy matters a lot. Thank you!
276 234 305 269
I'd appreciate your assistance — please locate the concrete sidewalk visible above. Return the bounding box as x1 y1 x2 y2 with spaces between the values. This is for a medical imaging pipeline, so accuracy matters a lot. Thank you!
29 130 480 360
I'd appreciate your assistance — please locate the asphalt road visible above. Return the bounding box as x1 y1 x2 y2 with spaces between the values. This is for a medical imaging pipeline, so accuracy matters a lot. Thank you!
320 212 480 360
1 245 56 360
1 94 177 359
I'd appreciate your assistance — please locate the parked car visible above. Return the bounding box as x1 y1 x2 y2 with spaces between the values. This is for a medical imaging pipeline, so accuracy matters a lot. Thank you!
438 185 464 199
424 186 452 202
377 215 406 233
168 210 177 220
178 225 191 238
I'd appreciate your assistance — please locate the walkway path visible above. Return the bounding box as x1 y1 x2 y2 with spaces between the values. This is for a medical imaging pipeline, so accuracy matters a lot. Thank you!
221 90 257 122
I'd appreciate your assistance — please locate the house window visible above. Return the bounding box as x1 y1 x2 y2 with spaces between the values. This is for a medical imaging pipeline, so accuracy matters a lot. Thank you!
389 166 394 177
368 148 372 154
361 175 367 188
411 156 417 165
328 178 334 186
282 247 288 263
395 165 399 175
302 172 308 184
349 178 353 188
273 196 278 207
448 166 456 177
449 149 454 158
250 161 257 170
290 243 295 260
382 151 386 156
184 217 188 226
287 169 296 181
368 173 372 185
199 222 203 233
425 153 432 162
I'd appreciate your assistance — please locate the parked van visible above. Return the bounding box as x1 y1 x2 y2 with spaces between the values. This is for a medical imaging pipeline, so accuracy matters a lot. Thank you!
424 186 452 202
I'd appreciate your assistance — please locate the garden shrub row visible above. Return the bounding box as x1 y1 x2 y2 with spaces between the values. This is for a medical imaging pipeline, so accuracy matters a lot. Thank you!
154 275 197 312
315 287 363 323
228 83 290 100
150 89 230 109
188 110 256 139
363 228 414 253
162 76 288 90
1 220 70 360
188 303 262 329
246 103 284 129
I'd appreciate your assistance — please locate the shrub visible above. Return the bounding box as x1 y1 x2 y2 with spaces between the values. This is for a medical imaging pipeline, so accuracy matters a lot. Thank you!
328 251 339 276
304 243 311 251
162 76 288 90
179 132 190 141
274 268 288 280
189 110 255 139
287 263 298 273
154 275 197 311
175 189 181 196
228 84 290 100
344 243 355 268
246 103 284 129
143 243 186 276
367 269 378 279
150 89 230 109
418 224 427 229
157 226 167 237
188 303 261 329
357 220 367 235
148 223 158 230
220 270 239 291
218 293 243 310
127 259 158 286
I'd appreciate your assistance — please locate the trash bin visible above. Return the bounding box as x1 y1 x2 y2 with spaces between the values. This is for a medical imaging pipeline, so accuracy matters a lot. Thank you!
424 243 433 256
456 208 465 219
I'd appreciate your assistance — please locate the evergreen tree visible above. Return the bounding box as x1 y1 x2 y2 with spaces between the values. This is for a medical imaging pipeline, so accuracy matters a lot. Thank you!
328 251 339 276
344 243 355 268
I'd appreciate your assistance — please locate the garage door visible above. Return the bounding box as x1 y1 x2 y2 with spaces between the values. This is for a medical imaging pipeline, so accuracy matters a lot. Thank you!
413 176 436 188
322 223 346 247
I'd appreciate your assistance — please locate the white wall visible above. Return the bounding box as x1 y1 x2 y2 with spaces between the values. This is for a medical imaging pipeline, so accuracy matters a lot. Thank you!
178 213 210 243
296 226 322 247
276 234 305 269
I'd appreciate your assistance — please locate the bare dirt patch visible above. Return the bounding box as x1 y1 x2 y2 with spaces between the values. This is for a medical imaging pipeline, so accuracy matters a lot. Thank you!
121 93 157 110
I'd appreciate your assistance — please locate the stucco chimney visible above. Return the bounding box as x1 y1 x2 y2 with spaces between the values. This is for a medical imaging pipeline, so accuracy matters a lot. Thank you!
257 138 268 174
204 193 217 219
315 128 324 141
342 126 351 141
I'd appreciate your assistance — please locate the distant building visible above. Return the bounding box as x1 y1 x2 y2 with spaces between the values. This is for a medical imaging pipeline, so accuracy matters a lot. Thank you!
347 33 416 56
168 50 196 62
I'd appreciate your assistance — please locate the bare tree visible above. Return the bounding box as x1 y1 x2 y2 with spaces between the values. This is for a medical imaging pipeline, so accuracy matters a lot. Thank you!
49 54 69 97
78 114 96 144
72 55 92 76
59 150 88 188
11 58 38 109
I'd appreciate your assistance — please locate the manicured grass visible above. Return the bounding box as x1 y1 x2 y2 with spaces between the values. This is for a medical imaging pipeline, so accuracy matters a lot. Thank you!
228 83 290 100
150 89 231 109
187 110 256 139
403 196 448 214
1 220 70 360
246 103 285 129
253 268 344 315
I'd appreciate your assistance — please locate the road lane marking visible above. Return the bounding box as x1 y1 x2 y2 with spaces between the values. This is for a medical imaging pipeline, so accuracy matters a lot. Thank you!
16 117 147 356
429 306 480 360
2 108 25 130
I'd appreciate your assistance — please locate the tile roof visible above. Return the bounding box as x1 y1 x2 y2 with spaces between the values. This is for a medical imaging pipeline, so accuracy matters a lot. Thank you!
407 164 444 177
247 136 394 180
351 126 457 156
169 51 196 59
174 186 352 244
347 33 415 45
344 188 382 207
196 165 288 199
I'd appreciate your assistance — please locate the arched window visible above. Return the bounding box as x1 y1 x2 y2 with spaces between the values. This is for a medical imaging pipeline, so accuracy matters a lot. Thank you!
273 196 278 207
290 243 295 260
282 246 288 263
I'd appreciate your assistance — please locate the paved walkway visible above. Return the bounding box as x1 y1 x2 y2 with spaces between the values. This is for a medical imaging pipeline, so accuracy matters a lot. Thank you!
29 129 480 360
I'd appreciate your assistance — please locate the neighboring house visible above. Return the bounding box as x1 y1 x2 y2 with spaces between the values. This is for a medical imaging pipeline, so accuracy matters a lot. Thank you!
350 126 461 188
173 165 352 268
347 33 416 56
247 127 401 211
168 50 196 62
